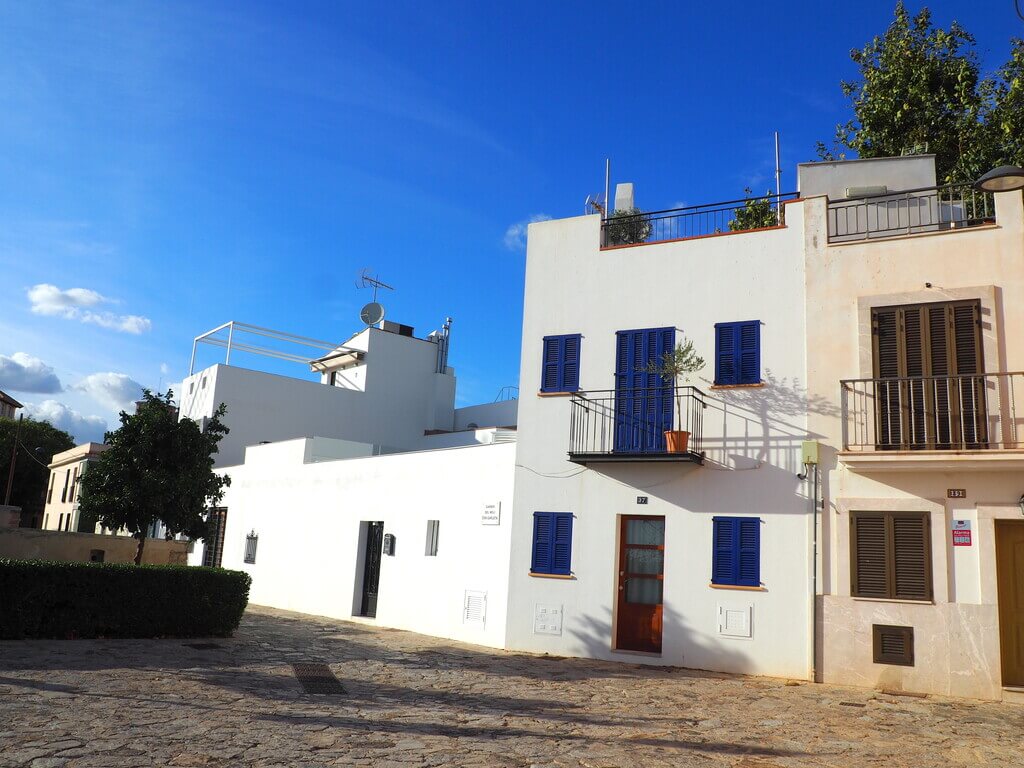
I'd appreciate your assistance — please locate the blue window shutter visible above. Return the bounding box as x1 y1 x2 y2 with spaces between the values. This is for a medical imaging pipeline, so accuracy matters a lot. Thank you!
541 339 561 392
737 518 761 586
715 324 737 385
552 513 573 575
562 335 581 391
738 322 760 385
531 512 553 572
712 517 736 585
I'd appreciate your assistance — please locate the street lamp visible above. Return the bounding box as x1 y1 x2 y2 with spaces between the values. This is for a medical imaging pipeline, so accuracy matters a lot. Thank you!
974 165 1024 193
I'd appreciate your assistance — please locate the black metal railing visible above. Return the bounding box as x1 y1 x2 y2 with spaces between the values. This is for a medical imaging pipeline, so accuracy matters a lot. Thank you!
569 386 706 459
840 372 1023 451
827 183 995 243
600 193 797 248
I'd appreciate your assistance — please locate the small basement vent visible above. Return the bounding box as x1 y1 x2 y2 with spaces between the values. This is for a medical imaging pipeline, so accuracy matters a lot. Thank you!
463 590 487 626
873 624 914 666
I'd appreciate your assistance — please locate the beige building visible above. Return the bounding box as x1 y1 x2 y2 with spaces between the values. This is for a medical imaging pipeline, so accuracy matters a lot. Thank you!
799 156 1024 702
42 442 108 532
0 390 22 420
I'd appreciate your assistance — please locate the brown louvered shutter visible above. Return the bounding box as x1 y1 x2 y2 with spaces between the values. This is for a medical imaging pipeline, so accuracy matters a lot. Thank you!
891 514 931 600
852 514 888 598
872 309 902 448
952 302 986 446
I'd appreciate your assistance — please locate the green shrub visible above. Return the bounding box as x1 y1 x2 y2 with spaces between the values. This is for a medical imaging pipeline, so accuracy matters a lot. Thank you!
0 559 251 639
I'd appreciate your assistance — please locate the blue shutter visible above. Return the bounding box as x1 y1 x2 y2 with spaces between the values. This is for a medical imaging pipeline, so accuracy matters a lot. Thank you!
738 322 760 385
562 335 581 391
716 321 760 385
541 339 561 392
531 512 553 572
715 324 737 385
552 513 573 575
712 517 736 584
737 518 761 586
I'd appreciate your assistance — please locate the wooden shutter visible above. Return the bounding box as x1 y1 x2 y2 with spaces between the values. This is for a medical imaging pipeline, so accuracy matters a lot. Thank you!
712 517 736 584
552 513 573 575
716 322 760 385
541 338 561 392
737 518 761 586
562 335 581 391
892 514 931 600
738 323 760 384
715 325 737 385
531 512 553 573
873 624 915 666
851 513 888 598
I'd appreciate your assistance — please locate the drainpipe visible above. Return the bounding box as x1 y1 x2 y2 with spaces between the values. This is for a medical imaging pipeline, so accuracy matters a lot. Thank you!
811 462 819 683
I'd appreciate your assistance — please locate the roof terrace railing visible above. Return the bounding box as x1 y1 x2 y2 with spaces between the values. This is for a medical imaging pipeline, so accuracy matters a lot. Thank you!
600 192 797 248
827 183 995 243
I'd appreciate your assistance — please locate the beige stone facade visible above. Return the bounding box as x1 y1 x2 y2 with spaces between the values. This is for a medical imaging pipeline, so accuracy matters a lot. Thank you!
42 443 108 533
0 527 189 564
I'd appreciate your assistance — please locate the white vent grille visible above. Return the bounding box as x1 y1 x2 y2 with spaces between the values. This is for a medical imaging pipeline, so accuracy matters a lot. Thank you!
463 590 486 626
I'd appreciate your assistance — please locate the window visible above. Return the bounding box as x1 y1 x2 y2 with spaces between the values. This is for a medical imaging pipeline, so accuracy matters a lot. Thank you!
872 300 984 449
530 512 573 575
61 469 70 503
851 511 932 601
69 467 79 503
540 335 581 393
202 508 228 568
244 531 258 564
714 321 760 385
424 519 440 556
711 517 761 587
46 473 54 504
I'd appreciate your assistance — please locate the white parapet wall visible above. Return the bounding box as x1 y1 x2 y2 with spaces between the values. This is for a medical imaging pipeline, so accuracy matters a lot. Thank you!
194 438 516 649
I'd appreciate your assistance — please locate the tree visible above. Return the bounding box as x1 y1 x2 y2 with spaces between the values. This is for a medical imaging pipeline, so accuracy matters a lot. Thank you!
819 2 992 184
78 390 230 565
986 38 1024 169
729 188 779 232
0 417 75 526
603 207 652 246
642 338 706 431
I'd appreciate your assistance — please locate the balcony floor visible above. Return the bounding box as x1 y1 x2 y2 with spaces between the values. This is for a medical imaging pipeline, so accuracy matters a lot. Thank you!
839 449 1024 472
569 451 705 465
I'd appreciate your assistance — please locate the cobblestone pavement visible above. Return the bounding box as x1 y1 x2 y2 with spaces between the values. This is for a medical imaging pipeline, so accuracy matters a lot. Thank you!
1 606 1022 767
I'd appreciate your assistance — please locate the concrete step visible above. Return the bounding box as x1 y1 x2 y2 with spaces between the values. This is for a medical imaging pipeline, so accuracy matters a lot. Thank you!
1002 687 1024 705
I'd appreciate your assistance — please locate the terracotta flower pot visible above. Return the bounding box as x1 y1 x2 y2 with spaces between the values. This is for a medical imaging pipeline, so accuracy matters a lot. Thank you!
664 430 690 453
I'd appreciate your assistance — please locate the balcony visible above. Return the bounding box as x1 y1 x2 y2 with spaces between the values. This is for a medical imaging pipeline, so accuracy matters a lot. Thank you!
568 386 706 464
827 183 995 243
840 372 1024 471
599 193 796 249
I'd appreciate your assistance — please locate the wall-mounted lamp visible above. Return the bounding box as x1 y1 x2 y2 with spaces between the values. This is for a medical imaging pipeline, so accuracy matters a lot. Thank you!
1018 493 1024 516
975 165 1024 193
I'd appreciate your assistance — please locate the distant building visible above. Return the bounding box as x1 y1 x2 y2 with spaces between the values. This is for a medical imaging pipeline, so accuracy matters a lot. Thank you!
42 443 109 533
0 390 22 420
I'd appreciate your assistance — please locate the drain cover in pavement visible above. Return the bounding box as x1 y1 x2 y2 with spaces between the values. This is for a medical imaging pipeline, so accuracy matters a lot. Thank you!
184 643 223 650
292 663 346 694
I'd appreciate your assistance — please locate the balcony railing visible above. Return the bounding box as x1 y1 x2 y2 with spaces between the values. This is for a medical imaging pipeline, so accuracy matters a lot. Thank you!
827 183 995 243
600 193 797 248
840 372 1024 452
569 386 706 463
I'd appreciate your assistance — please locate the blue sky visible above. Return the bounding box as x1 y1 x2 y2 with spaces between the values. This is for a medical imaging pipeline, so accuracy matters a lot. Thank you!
1 1 1020 442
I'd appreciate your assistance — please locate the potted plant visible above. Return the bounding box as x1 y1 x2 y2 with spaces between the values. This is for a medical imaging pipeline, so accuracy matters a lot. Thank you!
642 337 705 453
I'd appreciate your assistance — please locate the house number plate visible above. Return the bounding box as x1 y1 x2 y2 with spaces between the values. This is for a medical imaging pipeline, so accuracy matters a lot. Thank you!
947 489 966 499
636 496 648 505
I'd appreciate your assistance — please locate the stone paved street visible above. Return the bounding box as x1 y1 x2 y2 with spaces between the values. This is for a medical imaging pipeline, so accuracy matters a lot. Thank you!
1 606 1022 767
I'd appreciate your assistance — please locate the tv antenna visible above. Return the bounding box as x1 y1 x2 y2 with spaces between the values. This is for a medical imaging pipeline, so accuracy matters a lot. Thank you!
585 192 606 216
357 269 394 327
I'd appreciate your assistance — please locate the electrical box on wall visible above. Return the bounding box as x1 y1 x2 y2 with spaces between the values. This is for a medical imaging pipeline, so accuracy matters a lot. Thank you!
801 440 819 465
534 604 563 635
717 603 753 639
382 533 395 556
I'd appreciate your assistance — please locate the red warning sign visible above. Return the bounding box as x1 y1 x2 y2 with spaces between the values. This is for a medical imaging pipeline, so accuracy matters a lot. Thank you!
952 519 972 547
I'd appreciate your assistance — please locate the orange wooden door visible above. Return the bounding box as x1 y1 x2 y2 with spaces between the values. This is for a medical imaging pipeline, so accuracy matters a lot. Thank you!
615 515 665 653
996 521 1024 686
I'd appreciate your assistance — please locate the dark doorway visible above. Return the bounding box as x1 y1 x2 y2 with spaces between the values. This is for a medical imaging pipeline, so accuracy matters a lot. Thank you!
359 521 384 618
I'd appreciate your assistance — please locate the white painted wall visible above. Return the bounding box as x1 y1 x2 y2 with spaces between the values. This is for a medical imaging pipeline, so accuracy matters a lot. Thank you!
506 209 812 679
179 327 459 468
453 399 518 430
193 438 516 648
798 155 936 199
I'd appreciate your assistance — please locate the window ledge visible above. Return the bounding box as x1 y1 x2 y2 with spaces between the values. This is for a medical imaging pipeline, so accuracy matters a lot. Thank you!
709 382 765 390
709 583 766 591
851 596 934 605
537 391 576 398
529 572 576 580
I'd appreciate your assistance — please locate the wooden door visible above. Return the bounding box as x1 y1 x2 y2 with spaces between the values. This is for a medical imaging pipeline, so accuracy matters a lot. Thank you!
360 522 384 618
996 521 1024 686
615 516 665 653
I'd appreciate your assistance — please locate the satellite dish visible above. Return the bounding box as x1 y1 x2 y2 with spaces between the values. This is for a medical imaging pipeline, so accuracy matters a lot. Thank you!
360 302 385 326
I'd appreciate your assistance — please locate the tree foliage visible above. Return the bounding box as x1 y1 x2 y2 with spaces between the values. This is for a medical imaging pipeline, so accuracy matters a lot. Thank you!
820 2 1024 184
78 390 230 564
604 207 652 246
729 189 779 232
0 417 75 526
642 338 706 430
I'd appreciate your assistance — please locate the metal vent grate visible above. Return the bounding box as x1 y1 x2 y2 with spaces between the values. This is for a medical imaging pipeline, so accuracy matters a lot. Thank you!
463 590 487 625
292 663 346 694
872 624 914 666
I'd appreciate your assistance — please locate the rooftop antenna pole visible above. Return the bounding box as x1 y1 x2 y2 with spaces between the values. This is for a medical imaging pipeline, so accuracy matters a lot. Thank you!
774 131 782 225
604 158 611 220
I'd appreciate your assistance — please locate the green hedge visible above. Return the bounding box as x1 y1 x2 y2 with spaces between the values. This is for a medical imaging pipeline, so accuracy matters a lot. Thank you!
0 559 251 639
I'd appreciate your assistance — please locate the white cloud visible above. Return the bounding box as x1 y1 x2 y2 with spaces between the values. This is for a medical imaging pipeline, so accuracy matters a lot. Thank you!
26 283 151 334
0 352 63 394
73 372 144 412
504 214 552 251
160 362 169 376
23 400 107 443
